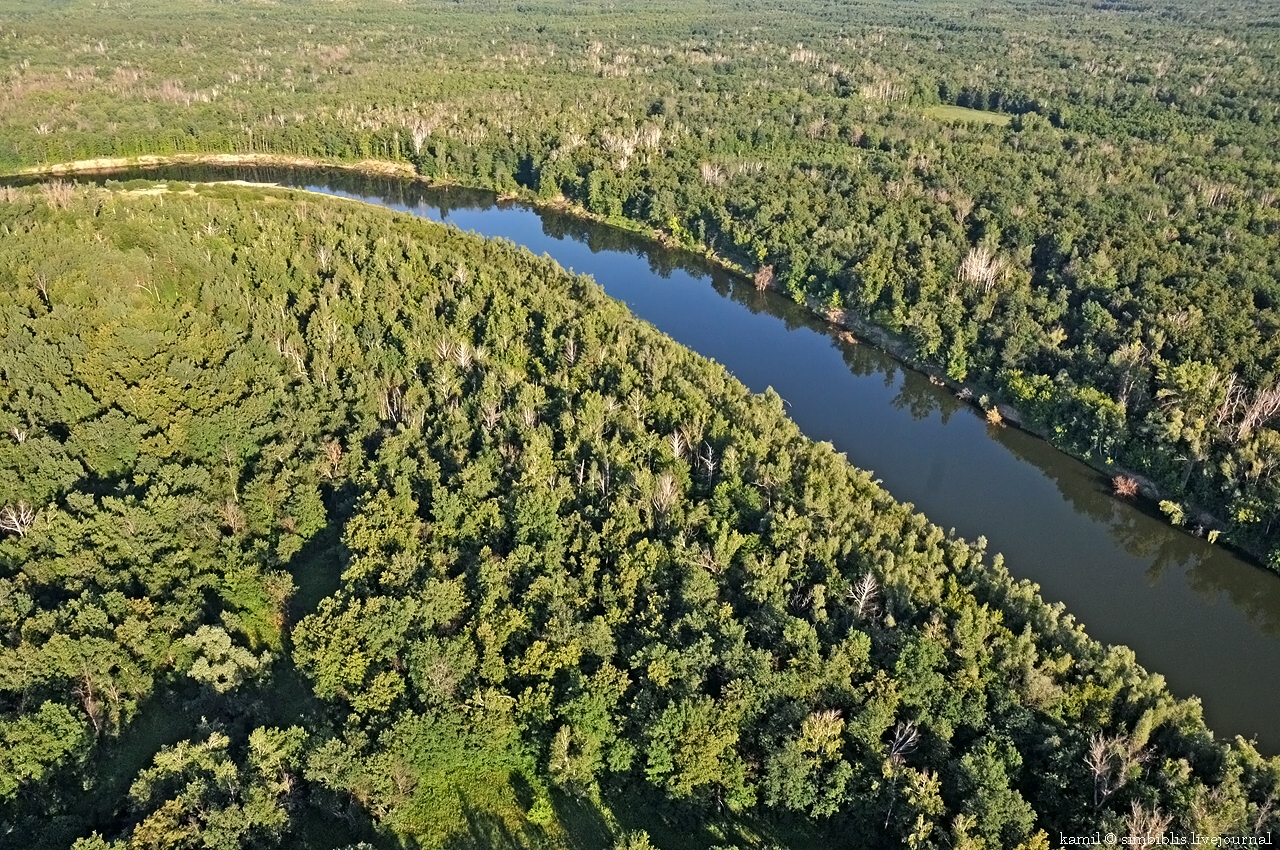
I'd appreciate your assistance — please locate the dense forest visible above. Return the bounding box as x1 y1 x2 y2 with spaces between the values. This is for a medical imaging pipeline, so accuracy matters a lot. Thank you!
2 0 1280 563
2 180 1279 849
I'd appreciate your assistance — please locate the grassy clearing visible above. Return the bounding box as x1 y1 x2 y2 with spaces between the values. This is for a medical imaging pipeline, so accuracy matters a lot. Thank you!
923 105 1012 126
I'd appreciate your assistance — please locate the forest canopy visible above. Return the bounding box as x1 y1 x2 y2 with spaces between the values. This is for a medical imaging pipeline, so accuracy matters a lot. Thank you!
0 182 1278 849
4 0 1280 845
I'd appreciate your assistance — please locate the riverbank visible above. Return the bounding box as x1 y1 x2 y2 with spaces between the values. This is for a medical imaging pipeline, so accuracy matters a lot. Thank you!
8 151 1262 569
16 152 417 179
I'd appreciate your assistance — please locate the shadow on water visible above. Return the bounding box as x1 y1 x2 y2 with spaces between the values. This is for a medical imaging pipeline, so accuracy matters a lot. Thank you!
29 164 1280 754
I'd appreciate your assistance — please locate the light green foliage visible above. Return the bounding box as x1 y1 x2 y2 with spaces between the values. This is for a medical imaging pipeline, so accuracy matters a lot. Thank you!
119 726 306 850
0 701 88 798
0 185 325 807
181 625 271 693
1160 500 1187 527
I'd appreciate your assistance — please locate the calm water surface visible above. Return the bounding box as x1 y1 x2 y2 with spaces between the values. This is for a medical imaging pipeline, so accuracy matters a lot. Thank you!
92 167 1280 750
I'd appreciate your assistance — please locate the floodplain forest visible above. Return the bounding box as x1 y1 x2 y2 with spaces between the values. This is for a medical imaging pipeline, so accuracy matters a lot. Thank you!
1 0 1280 848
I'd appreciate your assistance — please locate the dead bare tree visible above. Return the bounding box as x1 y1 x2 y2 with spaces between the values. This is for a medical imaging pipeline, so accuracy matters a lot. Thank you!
1084 733 1147 809
753 264 775 292
222 499 247 535
0 502 36 537
887 720 920 764
848 572 880 620
669 430 686 461
1238 381 1280 441
790 586 815 613
594 459 612 498
74 666 104 735
651 472 679 520
1214 372 1245 428
1253 791 1276 835
1125 801 1173 845
33 272 50 306
958 246 1004 293
321 440 343 480
698 546 723 575
698 443 717 482
39 180 74 210
379 384 405 423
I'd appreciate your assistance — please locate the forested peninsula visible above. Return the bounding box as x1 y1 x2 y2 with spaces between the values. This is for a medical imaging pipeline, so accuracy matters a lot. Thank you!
1 180 1278 849
4 0 1280 564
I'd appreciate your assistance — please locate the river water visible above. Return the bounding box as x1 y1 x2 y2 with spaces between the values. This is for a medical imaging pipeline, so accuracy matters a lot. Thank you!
88 167 1280 750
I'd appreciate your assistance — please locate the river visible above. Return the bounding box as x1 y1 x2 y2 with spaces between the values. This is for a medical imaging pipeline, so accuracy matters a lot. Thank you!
82 166 1280 751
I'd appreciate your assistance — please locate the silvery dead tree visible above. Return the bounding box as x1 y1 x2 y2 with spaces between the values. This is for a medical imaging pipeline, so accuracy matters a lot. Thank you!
1084 733 1147 809
1238 381 1280 440
321 440 343 480
33 272 50 306
697 443 718 483
669 430 686 461
453 342 474 370
39 180 74 210
848 572 880 620
1253 792 1276 836
380 384 405 423
790 586 815 613
651 472 678 522
1125 801 1172 845
887 720 920 764
0 502 35 537
958 246 1004 293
